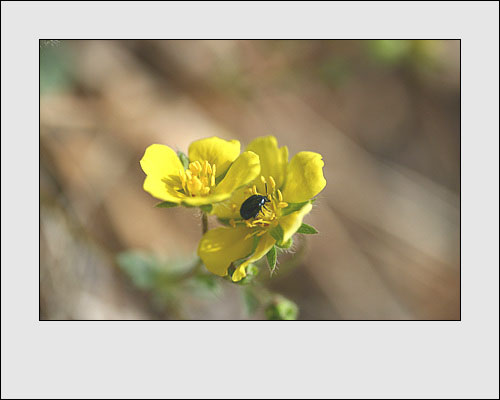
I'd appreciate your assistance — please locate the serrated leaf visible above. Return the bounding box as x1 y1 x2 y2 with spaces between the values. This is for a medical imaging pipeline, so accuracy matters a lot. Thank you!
177 151 190 169
281 201 310 216
155 201 179 208
297 223 318 234
269 224 284 244
266 245 277 274
199 204 212 213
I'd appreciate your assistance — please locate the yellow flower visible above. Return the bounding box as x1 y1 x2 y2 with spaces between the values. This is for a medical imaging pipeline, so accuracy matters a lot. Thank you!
140 137 261 208
198 136 326 281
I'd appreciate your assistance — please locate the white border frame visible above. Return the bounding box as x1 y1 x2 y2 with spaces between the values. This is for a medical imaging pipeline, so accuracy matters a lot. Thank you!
2 1 499 398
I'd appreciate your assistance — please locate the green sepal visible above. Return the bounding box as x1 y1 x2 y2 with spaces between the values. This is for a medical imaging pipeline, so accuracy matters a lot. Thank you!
297 223 318 234
199 204 212 213
269 224 284 244
177 150 190 169
266 245 277 274
217 218 231 226
276 237 293 249
237 264 259 285
281 200 310 216
155 201 179 208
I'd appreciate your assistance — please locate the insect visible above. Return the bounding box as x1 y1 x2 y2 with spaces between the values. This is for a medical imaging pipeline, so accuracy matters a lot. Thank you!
240 183 271 220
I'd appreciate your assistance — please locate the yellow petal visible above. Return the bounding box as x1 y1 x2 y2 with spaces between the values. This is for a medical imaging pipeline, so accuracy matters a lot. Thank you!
197 226 254 277
281 151 326 203
188 137 240 177
231 265 248 282
214 151 261 196
237 233 276 274
279 203 313 243
181 192 230 207
143 175 183 203
211 187 248 219
140 144 184 179
140 144 185 202
246 136 288 192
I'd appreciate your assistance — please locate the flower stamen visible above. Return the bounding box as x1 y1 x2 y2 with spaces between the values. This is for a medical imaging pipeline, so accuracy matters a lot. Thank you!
181 160 218 197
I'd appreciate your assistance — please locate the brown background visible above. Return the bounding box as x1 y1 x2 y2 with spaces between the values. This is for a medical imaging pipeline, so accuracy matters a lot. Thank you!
40 40 460 320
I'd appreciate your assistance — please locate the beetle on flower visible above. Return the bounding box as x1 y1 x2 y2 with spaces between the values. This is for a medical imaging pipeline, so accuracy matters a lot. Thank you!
198 136 326 281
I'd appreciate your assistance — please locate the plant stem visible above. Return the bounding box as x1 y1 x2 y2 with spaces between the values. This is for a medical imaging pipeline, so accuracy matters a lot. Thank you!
202 212 208 234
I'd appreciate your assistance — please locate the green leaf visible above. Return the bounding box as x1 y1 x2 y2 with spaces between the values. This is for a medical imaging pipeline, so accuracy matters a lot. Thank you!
155 201 179 208
266 246 277 274
177 151 190 169
265 296 299 320
269 224 284 244
281 201 310 216
199 204 212 213
242 286 260 316
276 237 293 249
297 223 318 234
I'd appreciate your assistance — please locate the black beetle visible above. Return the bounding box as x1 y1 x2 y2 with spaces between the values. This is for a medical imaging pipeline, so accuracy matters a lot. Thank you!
240 194 271 220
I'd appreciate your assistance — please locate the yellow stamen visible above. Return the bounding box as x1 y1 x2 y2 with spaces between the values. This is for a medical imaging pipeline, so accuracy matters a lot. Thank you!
182 160 217 197
269 176 276 192
256 230 267 236
277 189 283 202
244 230 259 241
278 202 288 208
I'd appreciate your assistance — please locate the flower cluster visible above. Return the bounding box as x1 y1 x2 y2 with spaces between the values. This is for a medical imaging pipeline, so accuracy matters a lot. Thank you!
140 135 326 282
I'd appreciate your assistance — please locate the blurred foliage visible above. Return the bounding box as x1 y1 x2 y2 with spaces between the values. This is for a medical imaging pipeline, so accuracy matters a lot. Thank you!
317 56 352 87
242 286 261 316
366 39 442 70
265 296 299 321
116 251 221 312
40 41 74 94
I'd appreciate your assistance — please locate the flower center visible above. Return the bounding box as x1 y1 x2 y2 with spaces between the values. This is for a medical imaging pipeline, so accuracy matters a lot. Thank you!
230 176 289 238
179 160 216 197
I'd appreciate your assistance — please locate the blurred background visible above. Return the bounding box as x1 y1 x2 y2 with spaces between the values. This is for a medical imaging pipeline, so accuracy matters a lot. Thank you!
39 40 460 320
